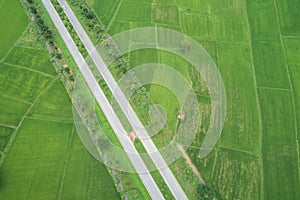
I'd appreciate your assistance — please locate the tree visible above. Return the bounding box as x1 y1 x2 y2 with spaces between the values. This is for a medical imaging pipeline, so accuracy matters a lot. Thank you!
56 52 62 60
29 6 37 14
44 29 53 40
196 184 215 200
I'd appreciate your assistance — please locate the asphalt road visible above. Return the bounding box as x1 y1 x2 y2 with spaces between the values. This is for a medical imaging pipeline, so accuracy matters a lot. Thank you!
41 0 165 199
57 0 188 199
44 0 188 198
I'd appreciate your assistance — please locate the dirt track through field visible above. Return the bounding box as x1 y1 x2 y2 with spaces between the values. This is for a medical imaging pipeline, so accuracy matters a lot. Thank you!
177 144 205 184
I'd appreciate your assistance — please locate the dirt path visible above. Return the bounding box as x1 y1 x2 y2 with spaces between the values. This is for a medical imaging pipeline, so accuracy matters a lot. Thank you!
177 144 205 185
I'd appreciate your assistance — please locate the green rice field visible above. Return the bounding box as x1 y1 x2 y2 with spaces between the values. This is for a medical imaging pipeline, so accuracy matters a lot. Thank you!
0 1 120 197
89 0 300 199
1 0 299 199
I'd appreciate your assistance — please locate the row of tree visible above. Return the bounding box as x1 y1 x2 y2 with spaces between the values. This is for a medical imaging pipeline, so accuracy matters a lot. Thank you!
25 0 75 84
27 0 54 44
68 0 104 41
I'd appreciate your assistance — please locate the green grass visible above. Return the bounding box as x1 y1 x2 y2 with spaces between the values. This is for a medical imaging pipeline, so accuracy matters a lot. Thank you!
92 0 120 26
217 43 260 153
0 78 121 199
284 38 300 148
213 0 246 18
251 40 290 88
108 20 132 35
180 12 215 41
259 89 300 200
187 148 216 183
245 1 278 39
212 148 261 200
58 0 300 199
0 118 73 199
0 8 120 198
246 1 300 199
152 5 179 26
275 0 300 36
28 82 73 122
0 96 30 127
0 127 14 158
176 0 209 12
4 46 56 76
214 18 249 43
246 0 291 89
0 63 53 102
60 134 120 200
0 0 29 60
157 50 191 81
115 0 152 23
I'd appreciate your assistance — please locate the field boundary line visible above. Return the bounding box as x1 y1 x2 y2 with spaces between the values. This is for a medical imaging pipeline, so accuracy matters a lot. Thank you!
16 44 48 52
0 124 17 129
258 86 291 92
105 0 124 32
177 144 205 184
0 79 56 167
281 35 300 39
274 0 300 184
0 93 32 104
0 43 18 64
58 126 75 200
244 1 264 199
219 145 257 156
4 63 56 78
25 116 74 124
216 40 249 46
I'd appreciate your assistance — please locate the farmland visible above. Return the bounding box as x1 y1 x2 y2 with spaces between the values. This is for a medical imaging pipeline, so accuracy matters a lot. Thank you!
0 50 120 199
0 0 299 199
0 0 29 60
88 0 300 199
0 1 120 197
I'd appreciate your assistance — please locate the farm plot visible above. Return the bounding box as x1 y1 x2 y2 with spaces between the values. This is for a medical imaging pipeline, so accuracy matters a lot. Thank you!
4 46 56 76
212 148 261 200
60 134 121 200
214 18 249 43
217 43 260 153
115 0 152 23
0 63 53 102
0 77 120 199
77 0 300 199
0 0 29 60
180 12 214 41
246 0 300 199
28 82 73 122
284 38 300 144
259 90 300 200
151 5 180 26
275 0 300 36
0 95 30 127
0 118 73 199
246 0 290 88
0 127 14 159
92 0 120 26
0 13 120 198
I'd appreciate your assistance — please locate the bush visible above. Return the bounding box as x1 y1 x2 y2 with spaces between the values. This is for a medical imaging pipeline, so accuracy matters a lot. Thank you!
196 184 215 200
